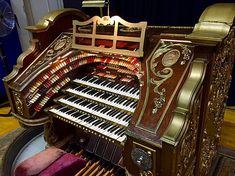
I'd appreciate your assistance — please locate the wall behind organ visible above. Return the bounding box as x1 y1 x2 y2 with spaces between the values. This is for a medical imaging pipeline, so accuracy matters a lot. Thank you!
0 0 64 104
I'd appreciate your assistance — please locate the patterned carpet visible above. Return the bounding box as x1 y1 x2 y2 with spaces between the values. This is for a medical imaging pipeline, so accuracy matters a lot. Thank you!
0 128 24 174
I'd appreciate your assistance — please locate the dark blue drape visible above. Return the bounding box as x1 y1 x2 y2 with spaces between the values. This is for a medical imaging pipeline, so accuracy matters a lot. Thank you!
64 0 235 26
0 0 22 103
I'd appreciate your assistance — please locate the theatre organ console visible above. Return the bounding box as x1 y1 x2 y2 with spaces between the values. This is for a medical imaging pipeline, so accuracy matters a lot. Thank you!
3 3 235 176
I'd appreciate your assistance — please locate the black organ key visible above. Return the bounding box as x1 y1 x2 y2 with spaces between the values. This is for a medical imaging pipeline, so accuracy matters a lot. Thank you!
131 102 138 108
107 109 115 116
79 101 89 106
94 79 103 84
107 125 116 133
60 107 69 113
100 107 108 113
107 95 117 101
92 119 102 126
54 105 63 110
75 86 85 91
123 86 131 92
87 103 96 109
99 122 107 129
120 85 128 91
65 109 74 115
100 80 108 86
92 105 99 111
115 84 123 90
100 123 109 130
123 115 131 122
130 87 138 94
85 117 95 123
117 113 126 120
63 95 71 100
81 87 90 93
80 75 88 81
72 112 82 118
114 128 124 135
74 98 83 104
95 92 103 97
107 82 115 88
68 96 77 102
123 99 133 106
79 114 88 120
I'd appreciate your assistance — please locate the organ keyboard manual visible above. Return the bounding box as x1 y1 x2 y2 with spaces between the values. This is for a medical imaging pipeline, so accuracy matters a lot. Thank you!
3 3 235 176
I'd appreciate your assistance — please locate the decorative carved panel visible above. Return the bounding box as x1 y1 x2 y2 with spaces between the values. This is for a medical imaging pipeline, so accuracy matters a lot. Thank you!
199 28 235 175
13 92 24 116
150 41 192 114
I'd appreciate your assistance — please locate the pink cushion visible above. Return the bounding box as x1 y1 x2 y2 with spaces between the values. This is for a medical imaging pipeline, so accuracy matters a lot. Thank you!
15 147 66 176
38 153 86 176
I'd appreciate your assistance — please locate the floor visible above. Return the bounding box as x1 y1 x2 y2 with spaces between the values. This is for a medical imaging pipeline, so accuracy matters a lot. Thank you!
0 106 19 137
220 107 235 150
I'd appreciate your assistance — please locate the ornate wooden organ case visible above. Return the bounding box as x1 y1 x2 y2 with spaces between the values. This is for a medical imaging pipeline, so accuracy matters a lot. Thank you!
3 3 235 176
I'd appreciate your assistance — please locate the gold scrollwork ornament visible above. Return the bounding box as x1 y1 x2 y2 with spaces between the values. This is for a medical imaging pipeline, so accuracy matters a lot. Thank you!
150 42 191 114
14 92 23 115
162 49 180 67
150 61 173 114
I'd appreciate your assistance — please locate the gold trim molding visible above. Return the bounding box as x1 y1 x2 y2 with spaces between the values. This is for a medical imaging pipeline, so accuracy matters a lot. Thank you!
187 3 235 45
161 58 207 145
25 8 88 32
12 113 50 127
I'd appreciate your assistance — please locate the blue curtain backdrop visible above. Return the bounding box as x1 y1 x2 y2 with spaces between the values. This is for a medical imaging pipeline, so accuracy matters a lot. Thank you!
0 0 22 103
64 0 234 26
64 0 235 106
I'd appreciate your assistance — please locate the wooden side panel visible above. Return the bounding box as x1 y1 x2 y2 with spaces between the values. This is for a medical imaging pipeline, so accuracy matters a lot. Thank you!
129 38 195 142
195 27 235 176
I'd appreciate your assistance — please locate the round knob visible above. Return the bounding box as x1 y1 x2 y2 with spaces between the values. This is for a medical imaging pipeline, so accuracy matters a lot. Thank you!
136 155 144 165
131 148 152 170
